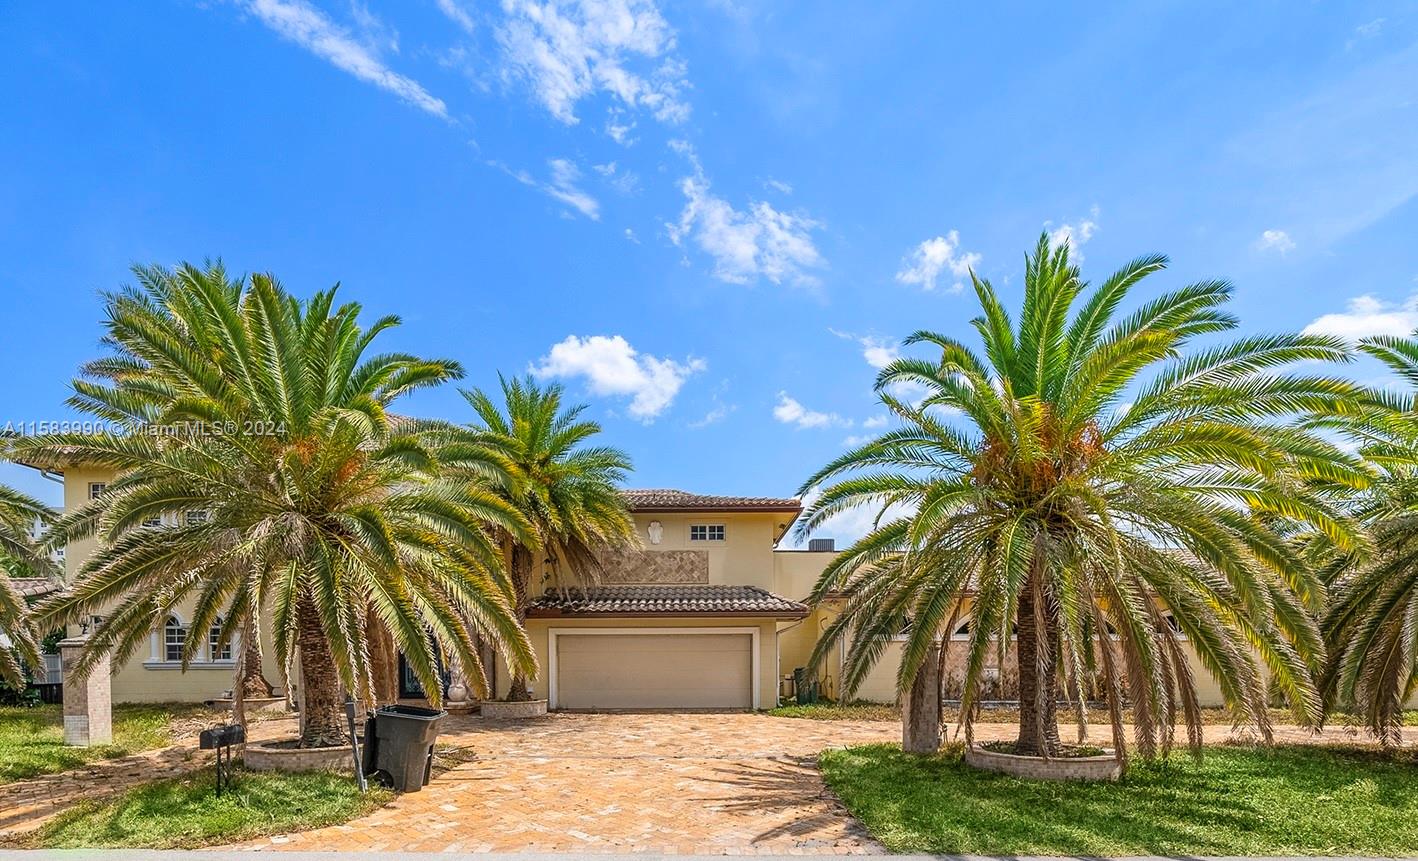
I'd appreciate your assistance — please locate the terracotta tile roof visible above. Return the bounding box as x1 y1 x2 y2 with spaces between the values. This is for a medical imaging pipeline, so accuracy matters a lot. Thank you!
6 578 61 599
527 584 809 618
621 489 802 513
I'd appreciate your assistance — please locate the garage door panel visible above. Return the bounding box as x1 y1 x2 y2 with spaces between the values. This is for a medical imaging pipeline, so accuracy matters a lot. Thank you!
555 633 753 710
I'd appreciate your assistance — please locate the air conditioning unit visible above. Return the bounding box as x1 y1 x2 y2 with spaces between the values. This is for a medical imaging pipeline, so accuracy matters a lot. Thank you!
807 538 836 552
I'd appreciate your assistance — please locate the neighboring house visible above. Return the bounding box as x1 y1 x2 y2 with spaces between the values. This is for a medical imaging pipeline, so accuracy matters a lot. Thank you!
27 515 64 565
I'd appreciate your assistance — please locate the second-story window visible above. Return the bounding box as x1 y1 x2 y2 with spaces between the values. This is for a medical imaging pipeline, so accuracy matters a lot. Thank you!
185 509 210 526
689 524 725 542
88 482 107 500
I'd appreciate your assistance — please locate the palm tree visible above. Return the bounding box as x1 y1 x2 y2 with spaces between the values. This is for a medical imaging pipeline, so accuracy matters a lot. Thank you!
0 482 56 685
11 263 536 746
442 376 637 702
1317 332 1418 744
797 235 1369 764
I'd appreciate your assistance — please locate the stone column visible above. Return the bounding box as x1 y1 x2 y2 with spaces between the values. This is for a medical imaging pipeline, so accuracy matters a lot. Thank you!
59 636 112 746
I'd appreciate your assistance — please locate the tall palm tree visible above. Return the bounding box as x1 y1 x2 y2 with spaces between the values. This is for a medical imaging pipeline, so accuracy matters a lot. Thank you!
797 235 1369 764
1317 332 1418 744
442 376 637 702
12 264 536 745
0 482 56 685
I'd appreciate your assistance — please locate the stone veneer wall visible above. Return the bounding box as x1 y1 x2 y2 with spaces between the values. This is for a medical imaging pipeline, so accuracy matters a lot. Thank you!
244 741 352 772
596 549 709 584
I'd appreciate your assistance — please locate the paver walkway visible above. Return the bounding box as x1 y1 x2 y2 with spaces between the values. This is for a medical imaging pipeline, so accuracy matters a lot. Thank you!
0 714 294 844
232 713 1418 856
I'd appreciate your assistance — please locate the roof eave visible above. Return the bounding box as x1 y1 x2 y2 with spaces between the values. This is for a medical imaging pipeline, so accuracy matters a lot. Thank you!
627 504 804 514
526 608 810 620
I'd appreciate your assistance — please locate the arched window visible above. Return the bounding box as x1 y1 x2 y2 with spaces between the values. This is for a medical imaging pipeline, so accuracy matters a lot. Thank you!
209 617 232 662
163 615 186 662
951 618 972 640
1161 613 1185 638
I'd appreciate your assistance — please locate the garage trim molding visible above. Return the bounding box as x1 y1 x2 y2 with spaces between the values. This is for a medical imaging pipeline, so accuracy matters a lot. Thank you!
547 626 762 710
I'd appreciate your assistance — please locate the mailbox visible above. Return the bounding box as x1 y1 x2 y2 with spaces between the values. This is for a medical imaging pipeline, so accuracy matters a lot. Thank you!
199 723 246 795
199 724 246 749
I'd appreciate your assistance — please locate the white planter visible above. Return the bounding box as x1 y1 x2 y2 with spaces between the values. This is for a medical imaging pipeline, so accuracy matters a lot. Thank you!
964 744 1121 781
478 699 548 720
244 737 355 772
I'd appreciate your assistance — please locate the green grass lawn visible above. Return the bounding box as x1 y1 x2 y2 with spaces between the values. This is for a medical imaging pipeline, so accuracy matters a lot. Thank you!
0 702 217 785
32 767 391 849
820 742 1418 856
773 701 1418 727
769 701 899 721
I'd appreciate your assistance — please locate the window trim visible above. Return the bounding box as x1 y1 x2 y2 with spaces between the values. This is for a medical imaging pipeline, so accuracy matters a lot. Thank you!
144 611 238 668
88 482 107 500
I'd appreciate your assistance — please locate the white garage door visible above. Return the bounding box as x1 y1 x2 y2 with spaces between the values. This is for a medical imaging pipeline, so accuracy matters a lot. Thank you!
553 632 754 710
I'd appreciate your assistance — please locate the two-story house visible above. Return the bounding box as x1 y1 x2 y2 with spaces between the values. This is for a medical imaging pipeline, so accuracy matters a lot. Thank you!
501 489 833 710
20 455 889 708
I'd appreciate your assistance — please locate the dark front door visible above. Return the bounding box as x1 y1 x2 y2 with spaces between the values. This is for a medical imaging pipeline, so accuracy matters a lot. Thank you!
397 652 448 699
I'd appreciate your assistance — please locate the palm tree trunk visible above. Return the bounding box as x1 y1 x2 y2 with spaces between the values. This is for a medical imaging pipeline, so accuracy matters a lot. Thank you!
297 595 347 747
1015 573 1062 756
902 641 942 753
239 622 274 698
231 616 272 728
506 543 536 702
367 609 399 706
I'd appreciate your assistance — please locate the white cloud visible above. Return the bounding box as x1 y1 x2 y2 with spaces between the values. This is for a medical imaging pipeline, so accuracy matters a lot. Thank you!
763 178 793 195
496 0 690 127
1304 294 1418 340
667 152 825 286
623 227 640 243
243 0 447 118
884 378 930 405
435 0 478 35
493 158 601 219
895 230 981 292
532 334 704 420
862 415 888 429
593 160 640 194
830 329 899 369
1256 229 1296 254
688 402 735 428
1045 207 1099 261
1355 17 1386 38
546 158 600 218
773 392 847 429
788 487 919 549
604 108 637 144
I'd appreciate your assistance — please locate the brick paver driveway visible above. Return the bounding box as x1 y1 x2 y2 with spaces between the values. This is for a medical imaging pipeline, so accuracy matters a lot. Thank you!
239 712 897 855
234 712 1417 855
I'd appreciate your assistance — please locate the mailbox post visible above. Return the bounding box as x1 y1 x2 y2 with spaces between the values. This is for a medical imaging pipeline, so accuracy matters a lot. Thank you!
199 723 246 796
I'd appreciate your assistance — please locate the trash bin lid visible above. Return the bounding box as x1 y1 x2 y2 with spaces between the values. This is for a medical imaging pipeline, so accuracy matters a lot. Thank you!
376 704 446 720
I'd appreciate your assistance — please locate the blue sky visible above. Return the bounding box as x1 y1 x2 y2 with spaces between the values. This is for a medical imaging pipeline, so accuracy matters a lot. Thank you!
2 1 1417 544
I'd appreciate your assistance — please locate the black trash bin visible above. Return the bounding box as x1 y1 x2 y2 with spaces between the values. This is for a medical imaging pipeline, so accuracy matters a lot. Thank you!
369 704 446 792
